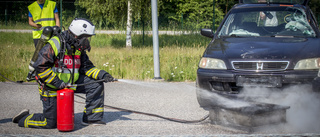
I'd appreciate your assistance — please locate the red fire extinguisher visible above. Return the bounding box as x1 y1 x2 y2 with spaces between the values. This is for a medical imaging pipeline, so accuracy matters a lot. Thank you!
57 88 74 132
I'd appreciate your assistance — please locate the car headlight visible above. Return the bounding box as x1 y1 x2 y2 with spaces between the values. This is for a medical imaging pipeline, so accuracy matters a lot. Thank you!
199 57 227 69
294 58 320 70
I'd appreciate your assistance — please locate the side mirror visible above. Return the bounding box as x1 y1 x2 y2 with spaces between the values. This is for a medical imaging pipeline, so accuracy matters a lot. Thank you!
200 29 214 38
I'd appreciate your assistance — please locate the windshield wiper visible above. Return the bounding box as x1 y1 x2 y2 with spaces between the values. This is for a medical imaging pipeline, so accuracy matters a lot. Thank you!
274 35 308 38
230 34 243 37
274 35 294 38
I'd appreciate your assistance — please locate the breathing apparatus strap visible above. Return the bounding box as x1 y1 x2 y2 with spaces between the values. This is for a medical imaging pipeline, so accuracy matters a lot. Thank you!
56 33 66 73
56 32 74 84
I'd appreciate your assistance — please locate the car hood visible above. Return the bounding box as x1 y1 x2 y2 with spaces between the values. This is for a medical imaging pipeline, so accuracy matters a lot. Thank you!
203 37 320 61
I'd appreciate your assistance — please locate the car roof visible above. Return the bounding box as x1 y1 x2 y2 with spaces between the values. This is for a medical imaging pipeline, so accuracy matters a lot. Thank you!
239 0 309 6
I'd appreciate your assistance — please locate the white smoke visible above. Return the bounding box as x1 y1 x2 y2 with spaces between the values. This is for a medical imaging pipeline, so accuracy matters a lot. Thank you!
197 88 251 108
239 85 320 133
119 79 320 133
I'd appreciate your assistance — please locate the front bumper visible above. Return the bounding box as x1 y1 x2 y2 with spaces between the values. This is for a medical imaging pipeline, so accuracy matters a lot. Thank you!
197 68 318 93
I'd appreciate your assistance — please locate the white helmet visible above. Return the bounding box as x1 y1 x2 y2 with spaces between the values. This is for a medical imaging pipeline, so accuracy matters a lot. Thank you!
69 18 95 38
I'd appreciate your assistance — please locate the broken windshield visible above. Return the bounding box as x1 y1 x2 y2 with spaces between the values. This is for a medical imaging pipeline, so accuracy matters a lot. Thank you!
218 7 316 38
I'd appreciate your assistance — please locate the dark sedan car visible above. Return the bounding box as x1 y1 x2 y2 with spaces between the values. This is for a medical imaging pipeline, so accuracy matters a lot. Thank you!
196 0 320 108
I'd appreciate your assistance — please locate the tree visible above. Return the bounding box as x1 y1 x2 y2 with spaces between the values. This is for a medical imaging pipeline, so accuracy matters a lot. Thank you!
165 0 225 30
126 0 132 48
216 0 237 15
76 0 151 48
309 0 320 25
76 0 127 28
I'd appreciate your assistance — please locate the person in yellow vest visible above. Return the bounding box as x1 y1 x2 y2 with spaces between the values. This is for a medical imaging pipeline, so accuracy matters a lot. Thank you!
28 0 60 47
12 18 115 128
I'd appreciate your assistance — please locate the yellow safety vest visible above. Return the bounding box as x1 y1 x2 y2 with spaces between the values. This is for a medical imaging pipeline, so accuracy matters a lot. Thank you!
28 0 56 39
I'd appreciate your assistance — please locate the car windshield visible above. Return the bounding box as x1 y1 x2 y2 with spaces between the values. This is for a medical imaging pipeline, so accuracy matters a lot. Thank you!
218 7 316 38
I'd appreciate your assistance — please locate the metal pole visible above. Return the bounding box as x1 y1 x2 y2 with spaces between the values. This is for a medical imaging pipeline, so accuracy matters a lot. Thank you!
151 0 162 79
213 0 215 32
143 19 145 45
138 13 140 29
142 9 145 45
60 0 62 27
5 9 7 26
181 13 183 30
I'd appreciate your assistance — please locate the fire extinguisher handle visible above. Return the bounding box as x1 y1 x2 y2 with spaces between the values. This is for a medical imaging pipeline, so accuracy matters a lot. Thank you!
66 83 74 88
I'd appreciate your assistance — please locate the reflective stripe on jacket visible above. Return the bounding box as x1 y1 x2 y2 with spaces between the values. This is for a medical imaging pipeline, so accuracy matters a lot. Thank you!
28 0 56 39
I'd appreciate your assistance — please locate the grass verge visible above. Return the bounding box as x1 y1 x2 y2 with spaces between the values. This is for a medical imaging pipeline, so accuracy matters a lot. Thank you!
0 32 208 82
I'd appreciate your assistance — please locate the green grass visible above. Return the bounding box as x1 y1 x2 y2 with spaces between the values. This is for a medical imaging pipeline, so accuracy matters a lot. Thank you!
0 32 208 82
0 21 31 30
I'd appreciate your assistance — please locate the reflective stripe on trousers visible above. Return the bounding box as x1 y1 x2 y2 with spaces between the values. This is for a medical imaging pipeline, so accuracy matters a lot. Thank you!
18 96 57 129
76 74 105 122
18 74 105 128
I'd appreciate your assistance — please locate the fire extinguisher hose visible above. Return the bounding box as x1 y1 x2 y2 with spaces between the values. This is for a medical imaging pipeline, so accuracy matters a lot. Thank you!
74 94 209 124
71 78 209 124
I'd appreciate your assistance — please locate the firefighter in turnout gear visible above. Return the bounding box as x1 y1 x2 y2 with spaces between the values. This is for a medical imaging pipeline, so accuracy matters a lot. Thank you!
12 18 114 128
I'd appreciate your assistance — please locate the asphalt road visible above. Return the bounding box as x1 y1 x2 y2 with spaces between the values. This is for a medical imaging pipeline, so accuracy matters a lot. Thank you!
0 80 319 136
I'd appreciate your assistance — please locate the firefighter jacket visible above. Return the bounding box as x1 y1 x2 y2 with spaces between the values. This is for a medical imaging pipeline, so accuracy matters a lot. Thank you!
33 35 109 97
28 0 56 39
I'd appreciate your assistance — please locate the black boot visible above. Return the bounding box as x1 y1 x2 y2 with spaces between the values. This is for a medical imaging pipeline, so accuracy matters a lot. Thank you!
12 109 29 123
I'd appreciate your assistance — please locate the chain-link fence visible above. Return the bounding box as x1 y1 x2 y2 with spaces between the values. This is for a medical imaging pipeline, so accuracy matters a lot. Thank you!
0 0 200 31
0 1 87 29
0 1 31 24
1 0 319 31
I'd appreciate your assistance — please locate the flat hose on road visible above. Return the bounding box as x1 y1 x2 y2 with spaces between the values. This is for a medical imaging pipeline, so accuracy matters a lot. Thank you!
74 94 209 124
1 73 209 124
0 73 37 85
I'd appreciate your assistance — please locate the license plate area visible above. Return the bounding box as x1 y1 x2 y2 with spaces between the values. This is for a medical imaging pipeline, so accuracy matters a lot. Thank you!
236 75 282 87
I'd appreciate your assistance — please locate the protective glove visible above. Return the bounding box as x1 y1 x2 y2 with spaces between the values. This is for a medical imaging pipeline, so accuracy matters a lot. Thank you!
103 74 114 83
58 82 67 89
